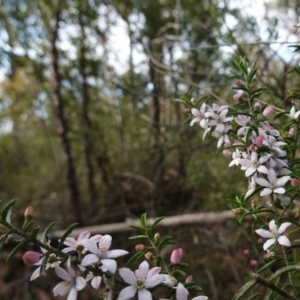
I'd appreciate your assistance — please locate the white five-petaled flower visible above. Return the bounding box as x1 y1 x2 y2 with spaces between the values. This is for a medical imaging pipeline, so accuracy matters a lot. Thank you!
53 258 86 300
255 219 291 250
255 168 290 196
190 103 207 128
289 106 300 120
80 235 128 273
239 151 270 177
117 260 165 300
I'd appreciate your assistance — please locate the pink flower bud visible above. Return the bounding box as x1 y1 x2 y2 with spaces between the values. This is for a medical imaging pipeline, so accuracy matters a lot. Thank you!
243 249 249 255
234 80 242 87
145 252 153 260
291 178 300 188
255 135 265 147
186 275 193 283
232 208 241 215
170 248 184 264
289 127 295 135
233 94 241 101
254 101 262 110
233 141 244 152
250 259 258 266
263 106 274 118
222 149 232 158
22 251 41 265
24 206 34 218
248 144 256 152
135 244 145 252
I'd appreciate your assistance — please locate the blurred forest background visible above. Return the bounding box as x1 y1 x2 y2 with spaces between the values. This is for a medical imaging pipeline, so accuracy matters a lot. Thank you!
0 0 300 299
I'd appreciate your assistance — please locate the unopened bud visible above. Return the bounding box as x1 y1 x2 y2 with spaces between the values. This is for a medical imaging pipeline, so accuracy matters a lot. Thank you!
289 127 296 135
22 251 41 265
190 97 196 105
248 144 256 152
186 275 193 283
233 94 241 101
154 233 160 241
233 141 244 152
254 101 262 111
263 106 274 118
170 248 184 264
135 244 145 252
145 252 153 260
24 206 34 218
222 149 232 158
232 208 241 215
291 178 300 188
243 249 249 255
255 135 265 147
234 80 242 87
183 108 191 114
251 199 257 209
250 259 258 266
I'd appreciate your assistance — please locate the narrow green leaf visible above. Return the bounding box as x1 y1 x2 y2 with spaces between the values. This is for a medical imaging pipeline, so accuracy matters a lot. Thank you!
125 249 148 267
173 269 186 278
0 233 10 251
23 220 35 232
129 225 146 232
269 264 300 282
39 254 48 277
157 236 176 250
58 223 78 249
40 222 56 243
232 280 256 300
6 240 26 262
139 214 147 229
257 258 283 273
128 235 148 240
30 226 40 241
246 293 261 300
150 216 165 229
2 199 16 224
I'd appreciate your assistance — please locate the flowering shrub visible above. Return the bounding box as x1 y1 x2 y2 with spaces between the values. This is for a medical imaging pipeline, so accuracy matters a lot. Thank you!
1 57 300 299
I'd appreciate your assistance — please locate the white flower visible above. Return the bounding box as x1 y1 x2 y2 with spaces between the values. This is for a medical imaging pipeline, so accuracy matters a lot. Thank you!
53 258 86 300
255 169 290 196
289 106 300 120
238 151 270 177
78 265 102 289
81 235 128 273
62 231 102 253
117 260 165 300
190 103 207 128
255 219 291 250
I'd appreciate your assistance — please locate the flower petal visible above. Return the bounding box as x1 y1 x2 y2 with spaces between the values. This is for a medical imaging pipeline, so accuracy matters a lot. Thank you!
81 239 99 255
91 276 102 289
138 289 152 300
278 222 291 234
263 238 276 250
260 188 272 196
269 220 277 231
276 176 290 187
53 282 70 297
106 249 129 259
119 268 137 285
55 266 71 281
117 286 137 300
101 258 117 274
135 261 149 279
278 235 291 247
75 276 87 291
145 274 165 288
67 288 77 300
80 254 99 267
99 235 112 250
176 283 189 300
255 229 273 239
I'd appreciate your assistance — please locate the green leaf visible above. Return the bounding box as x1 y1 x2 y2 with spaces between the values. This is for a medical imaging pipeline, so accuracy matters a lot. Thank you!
23 220 35 232
256 258 283 273
129 225 146 232
58 223 78 249
0 232 10 251
106 275 115 286
139 214 147 229
125 249 148 267
246 293 261 300
177 262 189 268
39 254 48 277
232 280 256 300
30 226 40 241
128 235 148 240
269 264 300 282
173 269 186 278
2 199 16 224
6 240 26 262
157 236 176 250
40 222 56 243
150 216 165 229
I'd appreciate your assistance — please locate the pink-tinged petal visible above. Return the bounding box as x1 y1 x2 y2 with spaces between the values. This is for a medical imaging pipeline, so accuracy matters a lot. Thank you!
255 229 273 239
278 222 291 234
147 267 161 279
192 297 209 300
257 165 269 175
263 238 276 250
101 258 117 273
30 266 41 281
255 177 270 188
100 235 112 249
63 237 77 248
138 289 152 300
89 234 102 243
117 286 137 300
135 261 149 279
190 118 201 126
119 268 137 284
268 220 277 231
145 274 165 288
191 108 200 117
239 159 252 168
91 276 102 289
267 169 277 182
176 283 189 300
75 276 87 291
67 288 77 300
217 136 224 148
273 187 285 194
63 247 76 253
245 167 256 177
80 254 99 267
53 282 70 296
276 176 290 187
67 258 75 277
77 265 86 272
78 231 91 241
260 188 272 196
55 266 71 281
278 235 291 247
81 240 99 255
106 249 129 259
